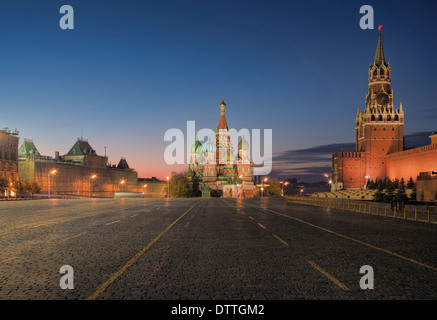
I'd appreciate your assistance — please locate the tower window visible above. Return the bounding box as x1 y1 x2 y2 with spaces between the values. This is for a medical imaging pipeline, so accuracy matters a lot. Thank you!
394 115 399 121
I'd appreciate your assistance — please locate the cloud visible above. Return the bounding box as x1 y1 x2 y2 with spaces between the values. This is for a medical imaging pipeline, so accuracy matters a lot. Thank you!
271 131 433 181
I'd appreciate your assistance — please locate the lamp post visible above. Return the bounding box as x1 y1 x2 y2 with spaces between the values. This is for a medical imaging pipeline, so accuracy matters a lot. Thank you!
281 181 289 196
119 179 126 192
89 174 97 198
166 176 170 199
48 169 57 198
142 184 148 197
261 177 268 197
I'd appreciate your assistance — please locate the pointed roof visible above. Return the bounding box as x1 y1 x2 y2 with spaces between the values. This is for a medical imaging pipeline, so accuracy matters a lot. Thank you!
66 138 97 156
117 157 130 169
217 98 228 130
18 139 40 156
190 132 203 155
374 26 386 67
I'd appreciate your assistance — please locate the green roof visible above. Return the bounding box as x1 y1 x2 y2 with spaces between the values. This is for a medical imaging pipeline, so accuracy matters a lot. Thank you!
66 138 97 156
18 139 40 156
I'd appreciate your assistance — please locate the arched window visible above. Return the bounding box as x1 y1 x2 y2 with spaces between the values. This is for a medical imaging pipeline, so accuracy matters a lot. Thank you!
378 115 383 121
387 115 391 121
371 115 376 121
394 114 399 121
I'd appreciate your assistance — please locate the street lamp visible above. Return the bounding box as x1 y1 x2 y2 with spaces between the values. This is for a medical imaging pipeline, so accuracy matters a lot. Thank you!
142 184 148 197
89 174 97 198
48 169 57 198
166 176 170 199
261 177 268 197
281 181 289 196
119 179 126 192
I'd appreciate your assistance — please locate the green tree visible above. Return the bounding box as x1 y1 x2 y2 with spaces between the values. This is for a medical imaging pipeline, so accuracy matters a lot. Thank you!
393 187 408 204
267 178 282 197
11 180 25 199
399 177 406 191
409 183 417 201
383 182 395 203
406 177 415 189
29 180 41 198
0 177 9 199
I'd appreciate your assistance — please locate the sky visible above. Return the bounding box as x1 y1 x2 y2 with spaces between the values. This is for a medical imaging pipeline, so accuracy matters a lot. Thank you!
1 0 436 182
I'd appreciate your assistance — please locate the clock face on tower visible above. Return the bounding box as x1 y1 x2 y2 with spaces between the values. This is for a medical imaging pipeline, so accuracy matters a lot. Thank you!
376 91 389 106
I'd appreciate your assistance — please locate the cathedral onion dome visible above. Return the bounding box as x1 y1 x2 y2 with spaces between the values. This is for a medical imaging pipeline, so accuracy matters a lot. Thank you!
238 136 249 151
197 153 205 164
190 136 202 155
220 98 226 107
202 135 216 153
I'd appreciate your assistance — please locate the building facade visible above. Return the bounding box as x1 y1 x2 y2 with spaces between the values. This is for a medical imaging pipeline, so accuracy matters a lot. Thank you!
332 29 437 201
18 138 140 197
0 128 19 197
188 99 257 198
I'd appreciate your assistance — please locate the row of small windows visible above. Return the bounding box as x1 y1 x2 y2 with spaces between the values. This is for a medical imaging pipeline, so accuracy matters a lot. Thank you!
372 68 390 76
0 150 17 161
371 114 399 121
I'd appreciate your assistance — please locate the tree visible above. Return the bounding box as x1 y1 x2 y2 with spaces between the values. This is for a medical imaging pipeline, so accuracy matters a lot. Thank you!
29 180 41 198
0 177 9 199
267 178 282 197
393 188 408 204
11 180 25 199
169 172 201 198
399 177 406 191
409 183 417 201
407 177 415 189
383 182 395 203
373 188 384 202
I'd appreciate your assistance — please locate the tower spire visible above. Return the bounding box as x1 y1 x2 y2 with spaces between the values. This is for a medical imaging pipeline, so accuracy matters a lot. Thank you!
217 98 228 130
374 25 386 66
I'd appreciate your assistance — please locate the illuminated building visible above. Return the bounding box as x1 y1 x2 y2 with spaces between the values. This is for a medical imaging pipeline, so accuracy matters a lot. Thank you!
18 138 140 197
188 99 257 197
0 128 19 197
331 28 437 201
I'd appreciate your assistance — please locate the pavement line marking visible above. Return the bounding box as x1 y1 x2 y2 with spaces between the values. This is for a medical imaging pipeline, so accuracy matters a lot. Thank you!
105 220 120 225
87 201 200 300
0 256 18 264
272 233 289 246
144 255 166 286
257 223 266 229
308 260 350 291
248 215 254 220
130 214 139 218
265 208 437 272
61 231 88 242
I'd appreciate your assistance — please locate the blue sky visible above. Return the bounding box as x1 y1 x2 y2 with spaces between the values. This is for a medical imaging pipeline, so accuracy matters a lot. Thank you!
1 0 436 181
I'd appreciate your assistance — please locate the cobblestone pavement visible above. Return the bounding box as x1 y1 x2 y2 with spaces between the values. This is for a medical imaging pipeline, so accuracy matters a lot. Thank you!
0 197 436 300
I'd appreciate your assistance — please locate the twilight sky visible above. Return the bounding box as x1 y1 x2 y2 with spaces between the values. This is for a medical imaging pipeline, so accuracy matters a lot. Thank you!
1 0 436 181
